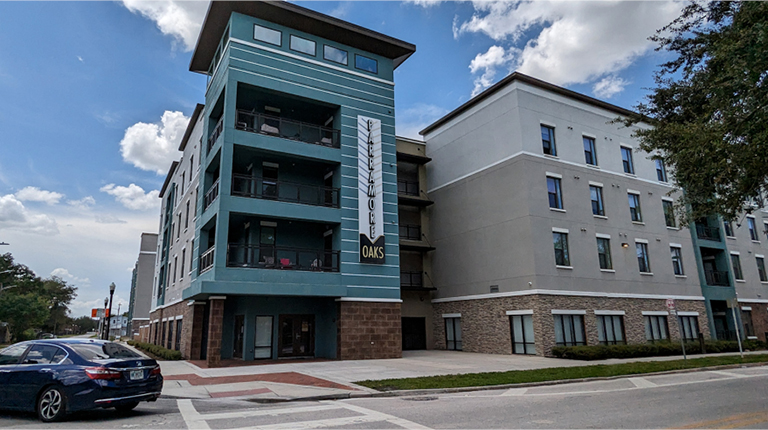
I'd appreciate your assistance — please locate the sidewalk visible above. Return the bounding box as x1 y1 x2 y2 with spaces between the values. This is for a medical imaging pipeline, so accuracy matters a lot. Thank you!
158 349 765 401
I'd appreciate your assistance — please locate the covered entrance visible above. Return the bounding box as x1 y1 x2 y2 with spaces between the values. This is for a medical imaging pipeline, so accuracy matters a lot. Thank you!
402 317 426 350
278 315 315 357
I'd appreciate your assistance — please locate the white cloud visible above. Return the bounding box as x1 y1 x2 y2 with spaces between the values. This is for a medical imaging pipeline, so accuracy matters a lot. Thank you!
396 103 450 139
121 0 210 51
456 1 683 96
68 196 96 209
51 268 91 287
15 186 64 205
328 2 352 18
406 0 443 7
593 76 628 99
77 56 83 63
469 45 515 97
119 110 188 174
100 184 160 211
0 194 59 235
95 214 128 224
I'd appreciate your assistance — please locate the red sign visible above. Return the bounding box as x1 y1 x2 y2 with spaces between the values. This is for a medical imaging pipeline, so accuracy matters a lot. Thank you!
91 309 109 318
666 299 676 315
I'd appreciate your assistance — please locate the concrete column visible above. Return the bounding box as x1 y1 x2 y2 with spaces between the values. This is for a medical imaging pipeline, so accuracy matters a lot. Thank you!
187 301 206 360
206 296 226 367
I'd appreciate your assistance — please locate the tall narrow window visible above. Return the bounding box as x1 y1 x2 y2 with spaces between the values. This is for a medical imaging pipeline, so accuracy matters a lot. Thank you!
723 219 735 237
510 314 536 355
167 320 173 350
185 201 190 229
180 249 186 278
636 242 651 273
173 256 178 282
742 309 755 337
663 200 676 228
621 147 635 174
679 316 699 341
175 320 183 351
553 232 570 266
554 314 586 346
541 125 556 156
547 177 563 209
757 257 767 282
597 315 625 345
731 254 744 280
444 317 462 350
655 158 668 182
181 173 185 195
644 315 668 342
596 237 612 270
748 217 759 241
628 193 642 222
590 185 604 216
583 136 597 165
670 246 684 275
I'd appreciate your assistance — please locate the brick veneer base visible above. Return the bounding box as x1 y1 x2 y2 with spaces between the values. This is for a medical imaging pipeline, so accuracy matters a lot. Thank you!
337 301 402 360
433 294 710 356
740 302 768 342
147 301 193 358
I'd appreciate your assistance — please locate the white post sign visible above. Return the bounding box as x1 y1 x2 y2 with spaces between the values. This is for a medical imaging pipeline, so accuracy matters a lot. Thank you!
358 116 385 264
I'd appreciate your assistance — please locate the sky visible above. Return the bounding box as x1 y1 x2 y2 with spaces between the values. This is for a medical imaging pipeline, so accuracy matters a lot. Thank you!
0 0 683 318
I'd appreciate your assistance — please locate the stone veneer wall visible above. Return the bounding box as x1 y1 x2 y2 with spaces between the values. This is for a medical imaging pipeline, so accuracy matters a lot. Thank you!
147 301 189 356
740 302 768 342
337 302 402 359
433 294 710 356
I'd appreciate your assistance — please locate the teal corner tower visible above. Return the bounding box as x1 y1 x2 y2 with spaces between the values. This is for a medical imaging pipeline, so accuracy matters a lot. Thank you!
182 1 415 366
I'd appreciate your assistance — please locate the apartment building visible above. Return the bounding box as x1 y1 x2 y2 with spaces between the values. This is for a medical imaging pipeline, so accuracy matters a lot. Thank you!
421 73 710 356
127 232 157 339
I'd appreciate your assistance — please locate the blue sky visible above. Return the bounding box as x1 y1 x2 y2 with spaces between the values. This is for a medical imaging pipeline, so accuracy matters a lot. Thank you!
0 1 682 317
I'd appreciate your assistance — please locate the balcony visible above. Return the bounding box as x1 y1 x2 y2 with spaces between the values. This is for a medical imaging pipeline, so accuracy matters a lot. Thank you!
696 224 721 242
235 110 340 148
400 271 423 289
232 174 339 208
704 270 730 286
397 179 433 207
199 246 215 274
227 244 339 272
207 118 223 154
399 224 421 241
204 179 220 210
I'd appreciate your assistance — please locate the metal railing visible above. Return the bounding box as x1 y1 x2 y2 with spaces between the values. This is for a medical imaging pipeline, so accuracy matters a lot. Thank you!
704 270 730 286
231 174 339 208
235 110 340 148
399 224 422 241
716 329 738 341
199 246 215 274
400 271 423 288
207 118 223 153
227 244 340 272
204 179 220 210
696 224 721 241
397 179 420 196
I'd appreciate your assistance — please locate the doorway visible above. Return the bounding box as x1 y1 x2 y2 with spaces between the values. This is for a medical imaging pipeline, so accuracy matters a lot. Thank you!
278 315 315 357
402 317 427 350
233 315 245 359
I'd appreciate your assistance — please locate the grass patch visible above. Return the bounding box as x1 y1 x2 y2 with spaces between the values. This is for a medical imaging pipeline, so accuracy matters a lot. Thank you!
356 354 768 391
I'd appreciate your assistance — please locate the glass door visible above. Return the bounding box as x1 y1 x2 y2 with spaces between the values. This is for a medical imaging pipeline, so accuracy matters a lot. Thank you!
254 316 273 359
233 315 244 359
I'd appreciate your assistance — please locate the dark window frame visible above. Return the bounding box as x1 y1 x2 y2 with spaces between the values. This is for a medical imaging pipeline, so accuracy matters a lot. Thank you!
289 34 316 56
590 185 605 216
671 246 684 276
509 314 536 355
554 314 586 347
547 176 563 209
621 146 635 174
757 257 767 282
444 317 462 351
636 242 651 273
742 310 755 337
655 158 668 182
354 54 378 74
597 237 612 270
323 44 348 65
748 217 759 241
253 24 282 46
541 125 556 156
553 232 570 266
628 193 642 222
583 136 597 166
663 200 676 228
597 314 626 345
644 315 669 343
731 254 744 280
723 219 735 237
679 316 699 341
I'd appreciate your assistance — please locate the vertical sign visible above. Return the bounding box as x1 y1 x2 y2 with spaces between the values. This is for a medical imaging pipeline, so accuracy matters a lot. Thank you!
358 116 385 264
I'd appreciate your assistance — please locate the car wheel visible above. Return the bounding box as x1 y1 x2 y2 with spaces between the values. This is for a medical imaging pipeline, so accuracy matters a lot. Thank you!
37 386 67 422
115 402 139 414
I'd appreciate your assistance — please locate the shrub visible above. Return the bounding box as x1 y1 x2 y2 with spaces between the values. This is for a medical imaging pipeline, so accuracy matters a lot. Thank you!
127 340 182 360
551 340 759 361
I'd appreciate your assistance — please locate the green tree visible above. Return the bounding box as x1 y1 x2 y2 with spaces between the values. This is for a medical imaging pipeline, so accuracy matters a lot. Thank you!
70 315 98 333
625 1 768 222
0 293 49 342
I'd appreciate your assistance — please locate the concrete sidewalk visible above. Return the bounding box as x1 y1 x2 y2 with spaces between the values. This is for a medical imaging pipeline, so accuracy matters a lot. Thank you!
158 349 765 401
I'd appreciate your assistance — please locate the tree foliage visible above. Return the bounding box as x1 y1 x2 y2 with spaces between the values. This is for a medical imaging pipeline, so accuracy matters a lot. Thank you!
625 1 768 222
0 293 49 342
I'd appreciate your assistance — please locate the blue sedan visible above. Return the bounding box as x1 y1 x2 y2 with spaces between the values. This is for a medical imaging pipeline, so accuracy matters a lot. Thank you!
0 339 163 422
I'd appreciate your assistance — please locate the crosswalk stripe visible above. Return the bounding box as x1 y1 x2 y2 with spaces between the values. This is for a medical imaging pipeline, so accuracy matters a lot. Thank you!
177 399 210 430
335 401 433 429
198 404 342 421
228 414 386 430
628 377 657 388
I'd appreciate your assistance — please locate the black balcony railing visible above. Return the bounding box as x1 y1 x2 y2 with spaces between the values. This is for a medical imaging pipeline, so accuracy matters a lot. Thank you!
227 244 340 272
400 271 423 288
704 270 730 286
716 329 738 341
231 174 340 208
235 110 340 148
207 118 223 153
696 224 721 241
199 246 215 274
399 224 422 241
398 179 419 196
204 179 220 210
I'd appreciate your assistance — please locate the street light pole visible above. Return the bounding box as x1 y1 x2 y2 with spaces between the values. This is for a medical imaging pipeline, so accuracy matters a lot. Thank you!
106 283 116 340
101 297 108 340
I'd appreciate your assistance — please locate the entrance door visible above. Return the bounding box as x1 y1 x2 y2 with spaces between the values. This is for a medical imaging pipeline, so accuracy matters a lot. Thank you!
233 315 245 359
402 317 427 350
278 315 315 357
713 313 730 340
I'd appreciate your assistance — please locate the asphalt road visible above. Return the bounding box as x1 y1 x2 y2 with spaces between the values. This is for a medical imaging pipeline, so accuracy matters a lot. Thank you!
2 366 767 429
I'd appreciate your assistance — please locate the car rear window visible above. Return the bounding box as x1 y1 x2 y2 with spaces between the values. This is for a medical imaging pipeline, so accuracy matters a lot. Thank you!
70 343 141 360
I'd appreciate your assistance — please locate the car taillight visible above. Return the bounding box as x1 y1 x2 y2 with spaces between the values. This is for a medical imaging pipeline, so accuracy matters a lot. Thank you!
85 367 122 380
150 365 161 376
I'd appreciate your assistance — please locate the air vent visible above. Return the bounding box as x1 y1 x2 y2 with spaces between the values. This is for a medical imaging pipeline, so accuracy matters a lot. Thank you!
490 285 499 293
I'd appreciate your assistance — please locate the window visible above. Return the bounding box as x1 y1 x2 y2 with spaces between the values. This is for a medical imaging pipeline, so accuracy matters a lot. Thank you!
670 246 684 275
190 156 194 176
172 257 178 283
509 314 536 354
181 173 185 195
597 315 625 345
444 317 462 350
547 177 563 209
655 158 668 182
541 125 556 156
590 186 604 216
757 257 767 282
180 249 186 278
663 200 676 228
175 320 183 351
628 193 642 222
0 344 28 365
679 316 699 341
742 309 755 337
731 254 744 280
161 321 167 347
554 314 586 346
177 214 181 238
25 345 61 365
289 35 316 56
748 217 759 241
254 24 281 46
596 238 612 270
553 232 570 266
190 239 194 274
167 320 174 350
323 45 348 65
621 147 635 174
583 136 597 165
644 315 669 343
723 219 735 237
636 242 651 273
354 54 378 74
185 201 190 229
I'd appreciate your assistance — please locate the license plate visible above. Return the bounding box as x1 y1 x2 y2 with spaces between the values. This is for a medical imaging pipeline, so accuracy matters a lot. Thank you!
130 370 144 380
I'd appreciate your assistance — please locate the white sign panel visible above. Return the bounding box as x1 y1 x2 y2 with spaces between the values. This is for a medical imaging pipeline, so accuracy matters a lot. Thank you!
358 116 385 264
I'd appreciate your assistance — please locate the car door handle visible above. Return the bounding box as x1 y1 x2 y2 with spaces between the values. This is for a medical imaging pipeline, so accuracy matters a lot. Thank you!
39 368 53 373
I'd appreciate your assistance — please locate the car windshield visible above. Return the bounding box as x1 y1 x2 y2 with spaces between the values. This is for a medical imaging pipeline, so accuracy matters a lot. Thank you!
70 343 141 360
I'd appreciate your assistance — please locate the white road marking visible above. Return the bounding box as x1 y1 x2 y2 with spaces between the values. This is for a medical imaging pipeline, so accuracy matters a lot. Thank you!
198 404 342 421
628 377 658 388
336 400 433 429
228 414 388 430
709 370 749 378
501 388 528 396
177 399 210 430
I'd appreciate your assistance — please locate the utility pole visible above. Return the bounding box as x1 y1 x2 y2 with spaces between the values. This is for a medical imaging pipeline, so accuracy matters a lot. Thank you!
105 283 116 340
